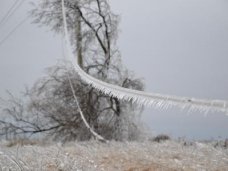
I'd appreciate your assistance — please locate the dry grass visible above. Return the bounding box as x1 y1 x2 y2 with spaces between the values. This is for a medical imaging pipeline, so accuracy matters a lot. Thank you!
0 140 227 171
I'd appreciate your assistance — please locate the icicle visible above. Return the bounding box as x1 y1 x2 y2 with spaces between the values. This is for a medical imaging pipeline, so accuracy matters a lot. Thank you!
61 0 228 115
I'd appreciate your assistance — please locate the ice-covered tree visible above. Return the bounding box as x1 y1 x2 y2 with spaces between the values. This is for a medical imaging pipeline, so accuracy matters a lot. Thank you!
0 0 145 141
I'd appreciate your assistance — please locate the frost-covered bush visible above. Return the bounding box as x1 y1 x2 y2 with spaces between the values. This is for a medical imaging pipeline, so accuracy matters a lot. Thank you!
0 63 145 142
152 134 171 143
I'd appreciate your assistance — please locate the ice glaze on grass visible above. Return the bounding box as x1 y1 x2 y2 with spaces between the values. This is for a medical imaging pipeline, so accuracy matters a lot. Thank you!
0 140 227 171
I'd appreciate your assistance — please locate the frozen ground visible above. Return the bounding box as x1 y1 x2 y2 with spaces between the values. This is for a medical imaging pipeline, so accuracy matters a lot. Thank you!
0 140 227 171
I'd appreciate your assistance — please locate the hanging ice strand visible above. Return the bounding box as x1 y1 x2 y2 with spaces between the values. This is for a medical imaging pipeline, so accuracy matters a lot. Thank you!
61 0 228 115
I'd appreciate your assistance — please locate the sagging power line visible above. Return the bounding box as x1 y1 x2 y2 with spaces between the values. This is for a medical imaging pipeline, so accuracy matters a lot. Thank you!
60 0 228 114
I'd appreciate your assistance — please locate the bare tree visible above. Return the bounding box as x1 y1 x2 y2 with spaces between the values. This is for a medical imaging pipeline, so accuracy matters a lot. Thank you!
0 0 146 141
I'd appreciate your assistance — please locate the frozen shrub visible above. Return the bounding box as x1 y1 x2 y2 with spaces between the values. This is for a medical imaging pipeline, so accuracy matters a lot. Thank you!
153 134 171 143
0 64 145 142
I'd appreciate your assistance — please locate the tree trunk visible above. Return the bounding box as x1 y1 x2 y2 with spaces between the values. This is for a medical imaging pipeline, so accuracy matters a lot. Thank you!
76 8 83 68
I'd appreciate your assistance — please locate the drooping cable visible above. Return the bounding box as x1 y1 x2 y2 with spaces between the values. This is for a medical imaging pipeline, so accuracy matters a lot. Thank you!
66 69 107 142
61 0 107 142
61 0 228 115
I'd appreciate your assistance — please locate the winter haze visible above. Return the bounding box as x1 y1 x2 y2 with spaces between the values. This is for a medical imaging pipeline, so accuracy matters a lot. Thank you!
0 0 228 140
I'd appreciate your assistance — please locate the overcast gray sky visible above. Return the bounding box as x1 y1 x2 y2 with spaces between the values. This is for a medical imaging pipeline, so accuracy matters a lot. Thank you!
0 0 228 140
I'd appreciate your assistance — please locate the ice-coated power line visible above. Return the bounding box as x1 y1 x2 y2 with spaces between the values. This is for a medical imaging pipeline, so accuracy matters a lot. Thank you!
61 0 107 142
61 0 228 115
66 69 107 142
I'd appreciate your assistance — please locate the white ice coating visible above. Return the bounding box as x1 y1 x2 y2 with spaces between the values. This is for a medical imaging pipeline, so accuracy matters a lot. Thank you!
62 0 106 142
61 0 228 115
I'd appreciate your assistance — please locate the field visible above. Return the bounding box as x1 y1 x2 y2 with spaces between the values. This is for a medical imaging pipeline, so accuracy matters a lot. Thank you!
0 139 227 171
